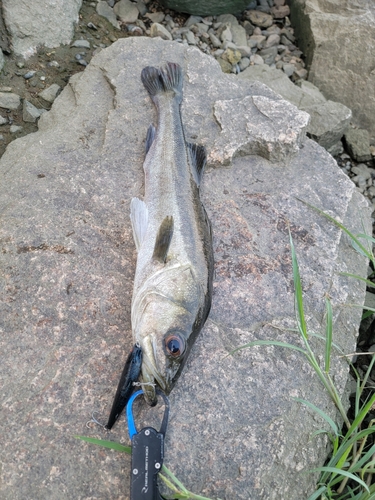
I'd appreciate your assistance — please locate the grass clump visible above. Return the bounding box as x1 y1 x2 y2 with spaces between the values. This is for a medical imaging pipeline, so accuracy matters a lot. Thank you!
231 207 375 499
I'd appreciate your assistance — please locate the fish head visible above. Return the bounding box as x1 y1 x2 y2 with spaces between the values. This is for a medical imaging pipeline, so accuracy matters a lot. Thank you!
135 300 195 406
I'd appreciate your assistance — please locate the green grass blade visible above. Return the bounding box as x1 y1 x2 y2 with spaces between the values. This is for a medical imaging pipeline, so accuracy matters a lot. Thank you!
289 229 308 339
360 357 375 396
309 332 345 354
357 483 375 500
345 304 375 313
362 310 374 320
158 473 189 498
356 233 375 244
297 199 373 262
325 428 375 475
306 485 327 500
360 460 375 479
310 467 370 492
324 297 333 373
339 273 375 289
294 398 339 436
74 435 131 454
351 443 375 474
229 340 307 356
345 393 375 440
161 465 189 494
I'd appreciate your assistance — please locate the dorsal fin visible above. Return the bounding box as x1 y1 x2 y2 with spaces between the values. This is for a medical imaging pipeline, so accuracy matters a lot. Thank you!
187 143 206 187
145 124 156 155
152 216 174 263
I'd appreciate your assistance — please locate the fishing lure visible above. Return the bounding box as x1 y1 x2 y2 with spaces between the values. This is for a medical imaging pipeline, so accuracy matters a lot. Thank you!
106 343 142 430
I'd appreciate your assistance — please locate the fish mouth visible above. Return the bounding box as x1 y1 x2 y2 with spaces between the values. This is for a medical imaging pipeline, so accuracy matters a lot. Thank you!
140 334 167 405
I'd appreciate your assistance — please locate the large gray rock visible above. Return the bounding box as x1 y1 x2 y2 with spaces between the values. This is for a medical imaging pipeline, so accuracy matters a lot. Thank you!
344 127 373 162
158 0 250 15
288 0 375 136
0 49 4 72
239 64 352 151
0 37 371 500
3 0 82 57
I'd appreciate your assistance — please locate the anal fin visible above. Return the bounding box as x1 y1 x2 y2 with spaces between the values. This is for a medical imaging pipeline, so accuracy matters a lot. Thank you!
152 216 174 263
187 143 207 187
130 197 148 252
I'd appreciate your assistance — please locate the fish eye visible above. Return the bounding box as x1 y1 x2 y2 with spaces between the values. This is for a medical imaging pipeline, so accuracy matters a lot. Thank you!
164 334 185 358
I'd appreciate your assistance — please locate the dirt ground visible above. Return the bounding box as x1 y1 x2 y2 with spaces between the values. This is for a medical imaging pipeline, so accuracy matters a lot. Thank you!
0 0 189 158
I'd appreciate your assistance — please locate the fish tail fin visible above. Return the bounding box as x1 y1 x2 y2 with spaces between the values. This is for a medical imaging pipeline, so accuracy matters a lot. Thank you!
141 62 183 102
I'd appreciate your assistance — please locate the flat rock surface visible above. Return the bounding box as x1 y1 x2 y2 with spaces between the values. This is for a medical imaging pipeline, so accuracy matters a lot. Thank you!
0 37 371 499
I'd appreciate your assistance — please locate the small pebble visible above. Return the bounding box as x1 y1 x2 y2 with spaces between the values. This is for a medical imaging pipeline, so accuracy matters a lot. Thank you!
212 49 224 57
72 39 90 49
185 15 203 27
283 63 295 77
23 71 36 79
250 54 265 65
145 12 165 24
220 26 233 44
150 23 172 41
39 84 61 103
183 30 196 45
10 125 23 133
265 33 281 47
239 57 250 71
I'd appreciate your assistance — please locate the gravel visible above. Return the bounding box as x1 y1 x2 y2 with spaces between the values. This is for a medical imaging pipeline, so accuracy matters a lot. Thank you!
0 0 374 213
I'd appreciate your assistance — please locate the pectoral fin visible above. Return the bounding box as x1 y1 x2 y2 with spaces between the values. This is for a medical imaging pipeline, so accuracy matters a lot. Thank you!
130 197 148 252
152 216 174 263
187 143 206 187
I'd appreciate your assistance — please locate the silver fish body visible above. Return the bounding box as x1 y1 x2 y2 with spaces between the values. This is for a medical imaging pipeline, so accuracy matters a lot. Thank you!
130 62 213 405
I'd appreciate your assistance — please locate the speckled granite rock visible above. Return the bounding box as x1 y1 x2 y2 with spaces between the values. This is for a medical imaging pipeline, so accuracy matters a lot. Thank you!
239 64 352 151
288 0 375 136
0 37 371 500
344 127 372 162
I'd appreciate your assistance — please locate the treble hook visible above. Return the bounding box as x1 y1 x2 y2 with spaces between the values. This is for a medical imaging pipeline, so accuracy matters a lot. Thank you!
86 411 107 429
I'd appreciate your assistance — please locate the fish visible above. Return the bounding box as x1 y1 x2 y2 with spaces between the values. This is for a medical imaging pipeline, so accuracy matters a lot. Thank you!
106 343 142 430
130 62 214 406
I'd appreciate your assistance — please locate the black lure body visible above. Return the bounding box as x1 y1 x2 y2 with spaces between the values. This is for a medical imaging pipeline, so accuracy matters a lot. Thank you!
106 344 142 430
